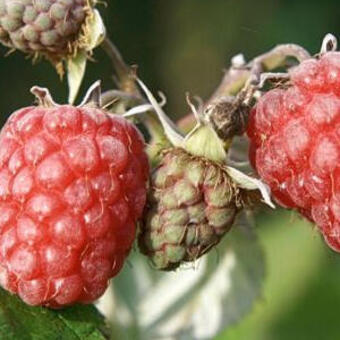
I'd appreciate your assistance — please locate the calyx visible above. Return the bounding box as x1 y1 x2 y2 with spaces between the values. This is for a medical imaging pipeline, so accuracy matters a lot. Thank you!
132 78 275 208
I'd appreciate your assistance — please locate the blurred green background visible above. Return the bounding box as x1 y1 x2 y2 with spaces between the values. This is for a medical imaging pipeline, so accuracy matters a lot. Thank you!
0 0 339 339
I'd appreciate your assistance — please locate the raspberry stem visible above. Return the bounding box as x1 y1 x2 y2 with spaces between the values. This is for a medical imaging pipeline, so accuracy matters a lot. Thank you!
100 36 312 163
179 43 311 132
100 38 170 163
101 37 138 94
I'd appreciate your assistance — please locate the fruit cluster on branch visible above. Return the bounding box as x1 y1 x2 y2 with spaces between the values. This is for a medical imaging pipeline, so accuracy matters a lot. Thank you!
0 0 338 311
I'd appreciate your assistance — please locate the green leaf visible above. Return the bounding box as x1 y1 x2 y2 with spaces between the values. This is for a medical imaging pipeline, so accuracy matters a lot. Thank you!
0 288 109 340
67 51 87 104
101 212 265 340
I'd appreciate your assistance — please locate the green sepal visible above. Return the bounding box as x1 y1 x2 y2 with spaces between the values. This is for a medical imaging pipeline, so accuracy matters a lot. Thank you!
184 124 227 163
67 51 87 104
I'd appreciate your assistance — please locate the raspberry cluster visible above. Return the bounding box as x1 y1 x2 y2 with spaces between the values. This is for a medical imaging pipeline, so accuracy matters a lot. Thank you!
0 104 148 307
247 52 340 252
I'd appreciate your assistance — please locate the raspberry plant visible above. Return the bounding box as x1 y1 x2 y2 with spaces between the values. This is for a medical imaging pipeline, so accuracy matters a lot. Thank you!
0 1 338 339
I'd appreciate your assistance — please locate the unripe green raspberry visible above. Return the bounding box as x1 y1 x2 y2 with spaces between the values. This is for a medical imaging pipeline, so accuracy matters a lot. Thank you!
136 77 272 271
0 0 92 64
139 148 243 270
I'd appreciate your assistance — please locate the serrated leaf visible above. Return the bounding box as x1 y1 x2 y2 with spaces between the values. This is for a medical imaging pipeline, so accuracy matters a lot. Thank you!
100 213 265 340
85 10 106 51
0 288 109 340
67 51 87 104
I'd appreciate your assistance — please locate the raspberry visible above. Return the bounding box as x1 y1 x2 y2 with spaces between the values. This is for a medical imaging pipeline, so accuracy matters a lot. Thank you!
135 77 270 270
139 148 243 270
247 51 340 252
0 0 92 64
0 87 149 307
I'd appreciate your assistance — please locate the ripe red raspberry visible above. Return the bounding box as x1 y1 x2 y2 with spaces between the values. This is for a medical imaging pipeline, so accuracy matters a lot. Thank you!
0 86 149 308
247 51 340 252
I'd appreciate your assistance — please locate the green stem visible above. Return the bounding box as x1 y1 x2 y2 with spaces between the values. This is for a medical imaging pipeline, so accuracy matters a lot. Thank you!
179 42 310 130
101 37 137 94
101 36 311 157
101 37 166 150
